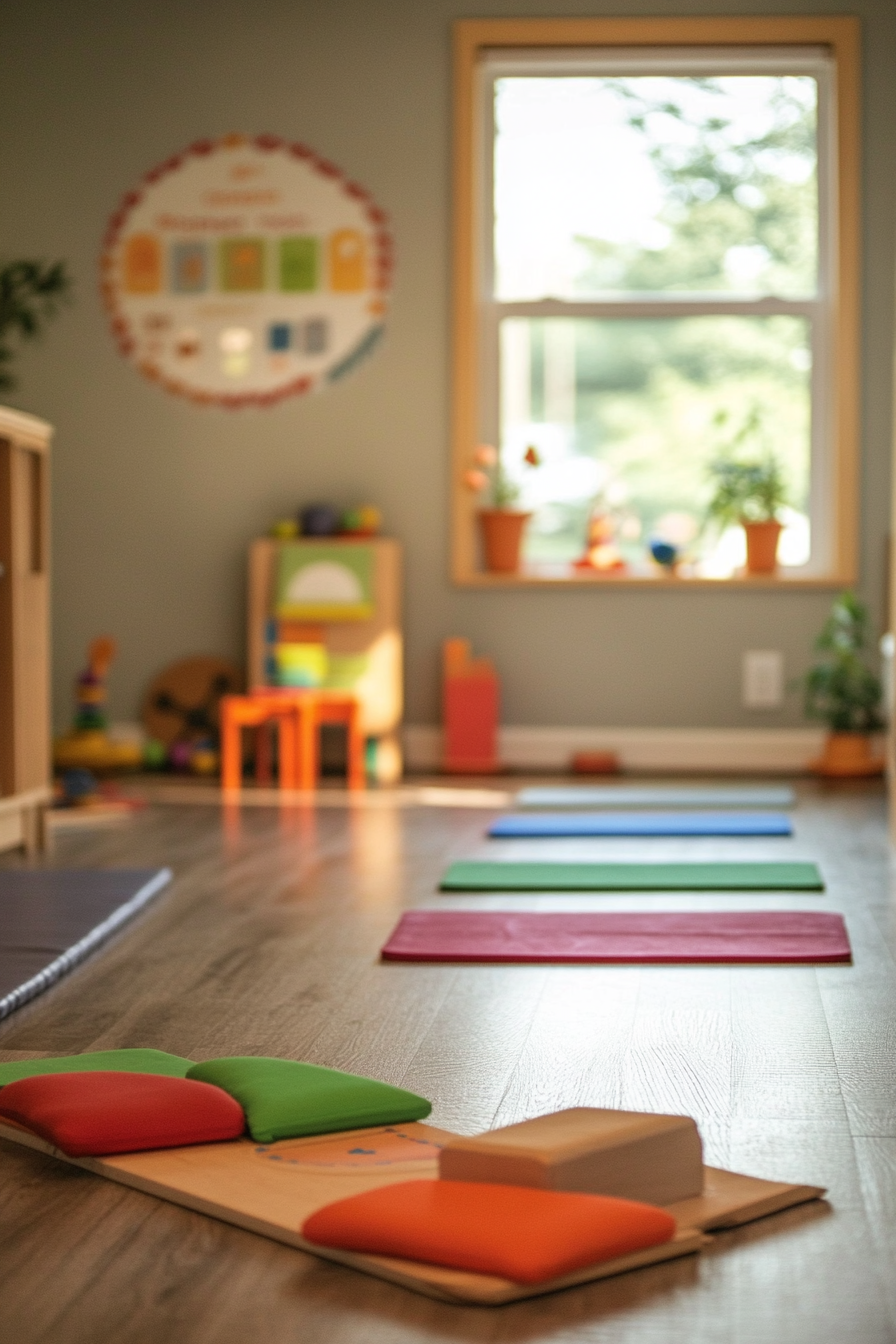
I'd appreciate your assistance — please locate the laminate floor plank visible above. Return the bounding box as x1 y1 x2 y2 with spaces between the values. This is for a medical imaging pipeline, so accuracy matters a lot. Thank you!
729 971 849 1126
854 1136 896 1328
490 967 643 1127
616 967 734 1163
399 965 551 1133
0 778 893 1343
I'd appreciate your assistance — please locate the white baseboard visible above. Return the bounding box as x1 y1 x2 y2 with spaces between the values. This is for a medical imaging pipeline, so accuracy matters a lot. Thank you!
403 724 829 774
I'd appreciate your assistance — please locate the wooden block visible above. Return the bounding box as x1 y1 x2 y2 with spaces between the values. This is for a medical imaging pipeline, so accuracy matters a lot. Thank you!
439 1108 704 1206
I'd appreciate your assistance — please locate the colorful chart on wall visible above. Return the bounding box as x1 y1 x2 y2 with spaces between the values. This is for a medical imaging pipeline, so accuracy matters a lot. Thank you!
100 134 392 408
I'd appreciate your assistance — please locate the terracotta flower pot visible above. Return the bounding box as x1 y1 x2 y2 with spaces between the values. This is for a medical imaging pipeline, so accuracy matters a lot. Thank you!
478 509 530 574
811 731 885 778
742 519 783 575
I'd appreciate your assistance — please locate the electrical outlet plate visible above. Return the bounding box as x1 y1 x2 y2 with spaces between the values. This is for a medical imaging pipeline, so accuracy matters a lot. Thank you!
742 650 784 709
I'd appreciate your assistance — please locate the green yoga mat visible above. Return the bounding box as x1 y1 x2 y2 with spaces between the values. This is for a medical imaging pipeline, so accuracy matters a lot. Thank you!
440 861 824 892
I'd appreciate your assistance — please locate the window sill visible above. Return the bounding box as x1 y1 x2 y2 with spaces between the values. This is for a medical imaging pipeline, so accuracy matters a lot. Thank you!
453 567 853 590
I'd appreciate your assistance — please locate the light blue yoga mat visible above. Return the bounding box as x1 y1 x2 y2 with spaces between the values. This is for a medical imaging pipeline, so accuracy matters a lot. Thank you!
488 811 793 838
516 786 796 810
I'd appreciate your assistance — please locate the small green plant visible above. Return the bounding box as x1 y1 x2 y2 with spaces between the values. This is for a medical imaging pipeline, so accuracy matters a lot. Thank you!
706 456 788 526
705 406 788 526
802 591 884 733
0 259 72 392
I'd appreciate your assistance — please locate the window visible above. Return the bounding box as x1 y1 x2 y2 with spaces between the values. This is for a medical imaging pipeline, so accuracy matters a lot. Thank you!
451 18 860 585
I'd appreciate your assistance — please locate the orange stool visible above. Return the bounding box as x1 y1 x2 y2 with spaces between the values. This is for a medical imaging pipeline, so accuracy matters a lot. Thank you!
220 690 365 792
292 689 366 791
219 694 301 792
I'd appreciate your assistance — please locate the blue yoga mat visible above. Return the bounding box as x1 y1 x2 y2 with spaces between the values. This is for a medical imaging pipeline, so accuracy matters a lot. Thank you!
516 786 795 810
0 868 172 1021
488 811 793 838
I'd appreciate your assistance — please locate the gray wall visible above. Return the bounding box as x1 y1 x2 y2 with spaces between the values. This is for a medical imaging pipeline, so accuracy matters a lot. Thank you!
1 0 894 734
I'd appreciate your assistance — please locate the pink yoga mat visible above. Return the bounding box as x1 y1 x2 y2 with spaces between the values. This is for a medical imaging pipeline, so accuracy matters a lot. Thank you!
380 911 851 964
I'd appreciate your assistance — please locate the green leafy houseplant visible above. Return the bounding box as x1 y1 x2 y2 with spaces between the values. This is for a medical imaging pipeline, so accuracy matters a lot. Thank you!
802 592 884 733
0 259 72 392
704 408 790 574
706 456 788 527
705 406 788 523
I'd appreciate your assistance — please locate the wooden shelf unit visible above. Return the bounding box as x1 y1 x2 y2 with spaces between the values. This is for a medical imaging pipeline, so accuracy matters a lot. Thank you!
0 406 53 852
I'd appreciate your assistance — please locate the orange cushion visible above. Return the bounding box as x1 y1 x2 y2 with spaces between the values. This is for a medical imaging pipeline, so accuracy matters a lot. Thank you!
0 1071 245 1156
301 1179 676 1284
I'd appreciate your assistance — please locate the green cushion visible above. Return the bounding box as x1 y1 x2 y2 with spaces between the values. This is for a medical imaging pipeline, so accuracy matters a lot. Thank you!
186 1057 431 1143
0 1048 194 1087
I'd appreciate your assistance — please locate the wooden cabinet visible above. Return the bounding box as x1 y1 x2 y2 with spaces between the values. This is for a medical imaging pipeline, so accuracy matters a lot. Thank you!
0 405 52 851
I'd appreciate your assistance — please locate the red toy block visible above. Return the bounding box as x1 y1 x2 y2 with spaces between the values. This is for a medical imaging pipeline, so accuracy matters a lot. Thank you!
442 638 500 774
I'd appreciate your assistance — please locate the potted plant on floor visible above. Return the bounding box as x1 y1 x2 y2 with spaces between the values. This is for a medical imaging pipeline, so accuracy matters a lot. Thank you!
705 408 788 574
464 443 540 574
802 591 885 776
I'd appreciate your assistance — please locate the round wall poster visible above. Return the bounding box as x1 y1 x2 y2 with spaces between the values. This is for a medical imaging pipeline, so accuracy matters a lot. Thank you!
100 134 392 408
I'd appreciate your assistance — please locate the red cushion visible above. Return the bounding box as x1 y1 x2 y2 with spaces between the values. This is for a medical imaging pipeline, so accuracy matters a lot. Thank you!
0 1071 245 1156
302 1179 676 1284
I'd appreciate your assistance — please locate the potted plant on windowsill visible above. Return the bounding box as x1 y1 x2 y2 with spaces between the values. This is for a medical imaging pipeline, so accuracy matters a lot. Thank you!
464 443 541 574
705 407 789 575
706 454 789 575
802 591 885 777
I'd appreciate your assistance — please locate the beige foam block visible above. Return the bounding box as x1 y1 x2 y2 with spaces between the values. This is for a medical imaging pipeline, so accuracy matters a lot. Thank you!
439 1108 704 1206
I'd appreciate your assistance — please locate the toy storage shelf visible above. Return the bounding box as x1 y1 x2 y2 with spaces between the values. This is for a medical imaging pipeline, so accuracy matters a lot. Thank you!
247 537 403 783
0 406 52 853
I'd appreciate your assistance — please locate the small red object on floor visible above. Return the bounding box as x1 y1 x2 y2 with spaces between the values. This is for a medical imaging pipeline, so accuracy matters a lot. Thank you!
571 751 620 775
442 638 500 774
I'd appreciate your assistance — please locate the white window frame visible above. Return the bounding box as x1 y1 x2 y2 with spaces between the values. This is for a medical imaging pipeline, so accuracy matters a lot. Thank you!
451 17 861 587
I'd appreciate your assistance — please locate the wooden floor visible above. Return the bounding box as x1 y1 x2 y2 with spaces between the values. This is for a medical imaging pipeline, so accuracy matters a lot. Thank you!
0 776 894 1343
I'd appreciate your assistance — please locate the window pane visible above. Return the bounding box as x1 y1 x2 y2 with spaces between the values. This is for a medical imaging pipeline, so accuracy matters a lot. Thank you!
499 315 811 577
494 75 818 300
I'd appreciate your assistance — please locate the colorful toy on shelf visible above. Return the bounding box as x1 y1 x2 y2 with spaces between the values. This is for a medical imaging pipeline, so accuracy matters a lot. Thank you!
53 638 144 772
300 504 342 537
268 504 383 544
341 504 382 537
270 519 299 540
442 638 500 774
649 539 680 573
572 508 627 574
